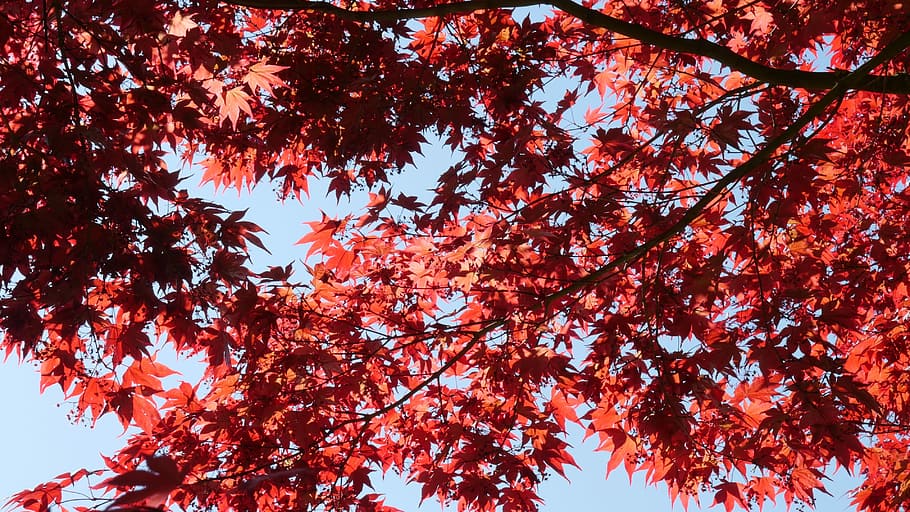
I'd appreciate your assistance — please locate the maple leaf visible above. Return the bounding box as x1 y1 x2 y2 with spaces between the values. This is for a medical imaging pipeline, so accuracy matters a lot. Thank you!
6 0 910 511
747 8 775 36
168 11 198 37
710 109 753 150
216 87 253 128
96 456 185 509
713 483 747 512
242 60 289 96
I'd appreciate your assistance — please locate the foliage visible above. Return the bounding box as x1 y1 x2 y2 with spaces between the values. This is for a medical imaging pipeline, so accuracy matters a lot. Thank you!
3 0 910 511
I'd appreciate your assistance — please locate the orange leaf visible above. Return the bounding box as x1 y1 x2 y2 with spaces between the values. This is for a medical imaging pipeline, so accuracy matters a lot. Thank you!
243 60 288 96
217 87 253 128
167 11 198 37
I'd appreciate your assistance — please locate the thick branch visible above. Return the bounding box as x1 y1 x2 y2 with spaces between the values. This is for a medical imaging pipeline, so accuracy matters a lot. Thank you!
546 29 910 304
223 0 910 94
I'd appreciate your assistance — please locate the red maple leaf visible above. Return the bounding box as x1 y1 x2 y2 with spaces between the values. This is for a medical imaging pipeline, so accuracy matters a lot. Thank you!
216 87 253 128
96 456 185 509
3 0 910 511
242 60 289 96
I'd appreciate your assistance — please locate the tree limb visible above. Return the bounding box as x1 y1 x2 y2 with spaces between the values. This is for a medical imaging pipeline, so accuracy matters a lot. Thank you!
545 28 910 305
222 0 910 94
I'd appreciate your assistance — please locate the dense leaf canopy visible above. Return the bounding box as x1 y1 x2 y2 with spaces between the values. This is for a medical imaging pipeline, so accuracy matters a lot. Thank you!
4 0 910 511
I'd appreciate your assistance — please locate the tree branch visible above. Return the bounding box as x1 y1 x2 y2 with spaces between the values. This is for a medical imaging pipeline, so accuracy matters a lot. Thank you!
222 0 910 94
545 28 910 305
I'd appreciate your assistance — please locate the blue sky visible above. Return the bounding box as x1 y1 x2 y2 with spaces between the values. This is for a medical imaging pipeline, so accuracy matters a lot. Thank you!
0 3 878 510
0 142 863 511
0 24 865 501
0 357 861 512
0 300 862 512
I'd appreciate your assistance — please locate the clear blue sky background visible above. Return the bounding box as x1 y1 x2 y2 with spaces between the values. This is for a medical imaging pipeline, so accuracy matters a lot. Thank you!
0 145 862 511
0 2 879 509
0 7 867 512
0 344 861 512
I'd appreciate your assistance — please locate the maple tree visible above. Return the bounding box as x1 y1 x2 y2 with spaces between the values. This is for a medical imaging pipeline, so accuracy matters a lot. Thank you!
4 0 910 510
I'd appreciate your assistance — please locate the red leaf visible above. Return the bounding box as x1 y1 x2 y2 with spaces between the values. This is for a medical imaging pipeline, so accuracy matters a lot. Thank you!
217 87 253 128
242 60 288 96
98 456 185 509
99 470 160 489
713 483 747 512
167 11 198 37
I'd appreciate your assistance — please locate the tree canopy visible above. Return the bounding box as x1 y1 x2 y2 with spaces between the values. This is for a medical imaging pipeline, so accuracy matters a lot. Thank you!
4 0 910 511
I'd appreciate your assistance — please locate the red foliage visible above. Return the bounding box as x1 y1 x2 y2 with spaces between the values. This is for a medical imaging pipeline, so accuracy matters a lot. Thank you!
3 0 910 511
